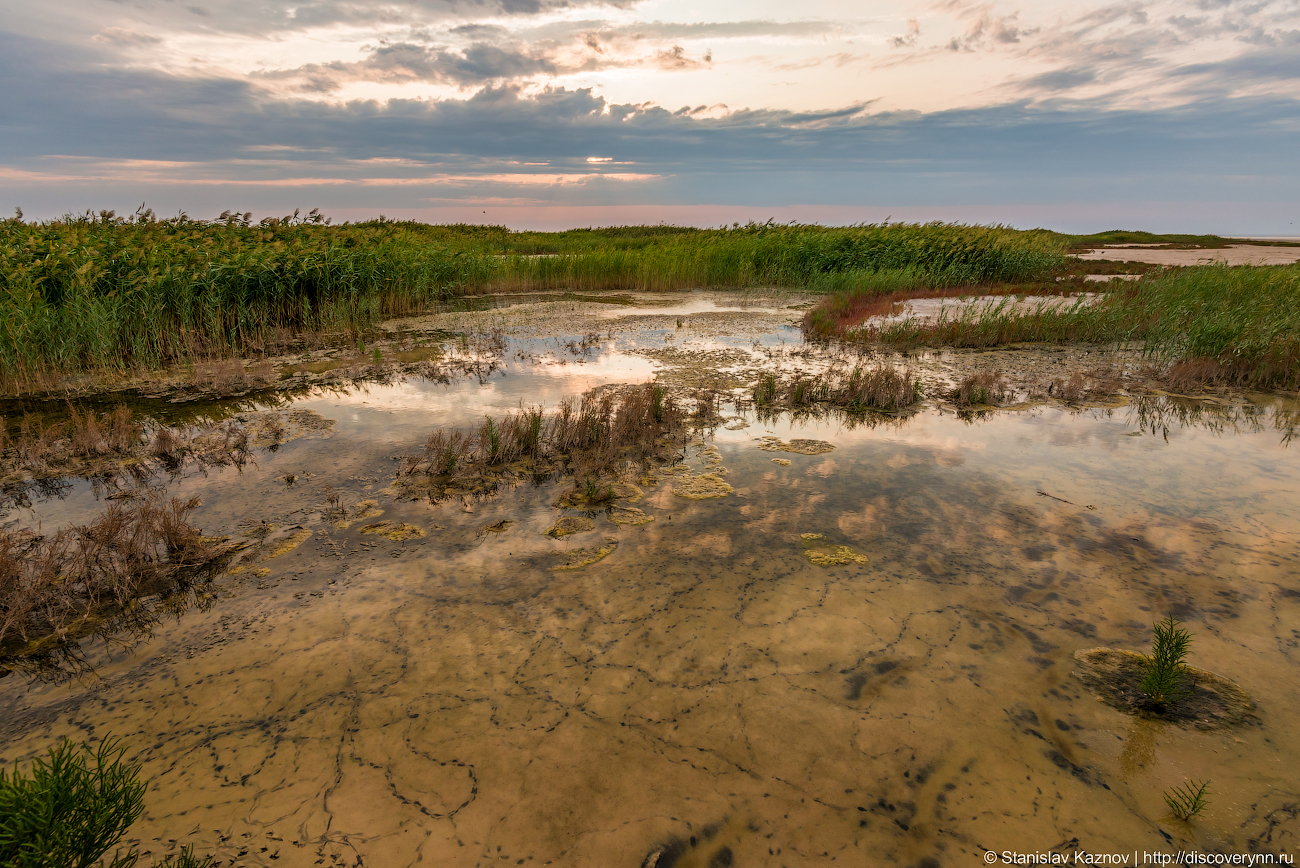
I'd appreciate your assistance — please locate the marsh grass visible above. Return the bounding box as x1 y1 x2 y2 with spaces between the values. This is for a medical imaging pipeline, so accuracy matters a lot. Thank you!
1 405 254 490
751 363 922 414
806 264 1300 389
949 371 1011 407
2 214 1062 393
0 496 237 665
0 735 217 867
401 383 686 501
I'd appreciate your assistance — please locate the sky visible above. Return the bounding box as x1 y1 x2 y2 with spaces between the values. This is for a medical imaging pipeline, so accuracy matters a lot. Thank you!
3 0 1299 232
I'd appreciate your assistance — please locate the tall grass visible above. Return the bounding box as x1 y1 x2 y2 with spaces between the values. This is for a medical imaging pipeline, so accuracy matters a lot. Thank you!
807 264 1300 389
2 212 1063 392
0 210 485 390
480 222 1064 292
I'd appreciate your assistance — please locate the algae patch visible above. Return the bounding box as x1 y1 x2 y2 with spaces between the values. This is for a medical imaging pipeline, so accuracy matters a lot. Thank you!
360 521 427 542
546 516 594 538
758 437 835 455
333 500 384 529
800 534 869 566
771 458 792 466
609 506 654 526
672 473 734 500
552 538 619 571
1072 648 1255 730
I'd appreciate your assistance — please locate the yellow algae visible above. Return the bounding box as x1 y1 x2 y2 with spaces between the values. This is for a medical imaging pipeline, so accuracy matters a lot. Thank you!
609 506 654 526
253 568 271 578
552 538 619 571
335 499 383 529
757 437 835 455
360 521 427 542
481 519 513 534
799 534 869 566
805 546 870 566
266 527 313 559
771 458 792 466
611 482 645 503
672 473 734 500
546 516 594 538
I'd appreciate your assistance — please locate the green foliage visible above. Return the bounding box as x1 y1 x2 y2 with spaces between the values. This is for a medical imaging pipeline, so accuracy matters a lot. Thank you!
809 263 1300 389
1141 616 1193 711
0 212 1064 392
1163 779 1210 821
0 736 146 868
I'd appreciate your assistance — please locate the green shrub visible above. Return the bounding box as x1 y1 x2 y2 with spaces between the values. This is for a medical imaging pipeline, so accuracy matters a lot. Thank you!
0 737 146 868
1141 615 1192 711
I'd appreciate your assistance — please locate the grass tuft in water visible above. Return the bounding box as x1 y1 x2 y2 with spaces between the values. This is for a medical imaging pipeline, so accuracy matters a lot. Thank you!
1141 616 1193 711
1163 779 1210 822
751 363 921 414
0 496 237 664
402 383 688 501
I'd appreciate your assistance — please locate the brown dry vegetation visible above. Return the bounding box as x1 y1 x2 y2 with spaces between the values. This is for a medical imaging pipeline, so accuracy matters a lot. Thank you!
0 496 238 667
750 363 922 414
1 405 254 489
399 383 688 502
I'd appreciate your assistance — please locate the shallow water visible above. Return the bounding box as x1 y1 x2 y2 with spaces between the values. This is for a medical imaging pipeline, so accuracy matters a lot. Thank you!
2 295 1298 867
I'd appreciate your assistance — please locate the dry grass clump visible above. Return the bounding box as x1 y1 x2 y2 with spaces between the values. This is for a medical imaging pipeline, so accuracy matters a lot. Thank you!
400 383 686 501
0 406 143 475
949 371 1011 407
1030 365 1127 404
751 363 922 413
1 405 254 487
0 496 237 663
189 359 277 397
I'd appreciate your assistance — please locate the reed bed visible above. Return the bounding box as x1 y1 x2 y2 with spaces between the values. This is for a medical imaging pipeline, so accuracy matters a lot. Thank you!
2 213 1063 393
401 383 686 500
480 222 1064 293
806 265 1300 390
751 363 922 413
0 210 485 392
0 404 267 494
0 496 235 661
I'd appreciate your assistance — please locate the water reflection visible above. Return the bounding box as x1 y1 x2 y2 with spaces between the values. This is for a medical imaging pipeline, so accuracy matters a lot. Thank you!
1 299 1298 867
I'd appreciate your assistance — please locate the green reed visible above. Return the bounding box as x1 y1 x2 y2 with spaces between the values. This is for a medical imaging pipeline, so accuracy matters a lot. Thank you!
1 212 1063 392
808 263 1300 389
0 211 488 390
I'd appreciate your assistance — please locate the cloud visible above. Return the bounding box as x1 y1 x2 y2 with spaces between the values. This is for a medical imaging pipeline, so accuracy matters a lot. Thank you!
92 27 163 49
259 41 560 91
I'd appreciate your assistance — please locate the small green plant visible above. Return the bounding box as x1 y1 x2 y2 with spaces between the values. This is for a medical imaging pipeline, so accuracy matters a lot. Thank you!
753 373 778 406
483 416 501 461
0 736 146 868
1141 615 1193 710
1164 779 1210 821
582 476 614 503
371 347 382 363
651 385 666 423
